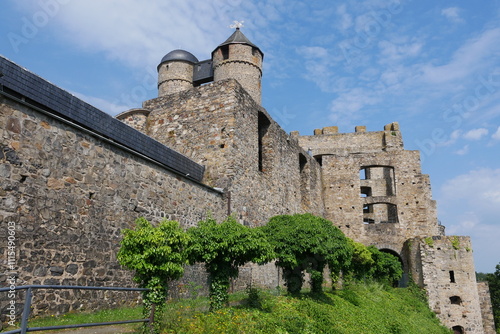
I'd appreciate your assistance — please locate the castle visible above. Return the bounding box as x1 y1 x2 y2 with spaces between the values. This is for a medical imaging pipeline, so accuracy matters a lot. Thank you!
0 28 496 333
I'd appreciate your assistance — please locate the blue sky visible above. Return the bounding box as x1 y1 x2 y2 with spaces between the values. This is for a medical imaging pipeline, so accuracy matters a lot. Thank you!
1 0 499 273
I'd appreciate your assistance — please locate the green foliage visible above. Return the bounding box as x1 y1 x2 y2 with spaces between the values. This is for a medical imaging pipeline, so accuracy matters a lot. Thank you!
344 239 375 281
117 217 190 333
161 283 451 333
366 246 404 285
262 213 352 294
484 263 500 332
343 241 403 286
424 237 434 247
451 236 461 250
186 216 274 311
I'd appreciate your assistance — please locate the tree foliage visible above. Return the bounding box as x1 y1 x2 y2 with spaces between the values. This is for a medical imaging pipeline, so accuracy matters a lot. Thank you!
186 216 274 311
366 246 403 285
117 217 190 333
262 213 353 294
343 240 403 286
484 263 500 331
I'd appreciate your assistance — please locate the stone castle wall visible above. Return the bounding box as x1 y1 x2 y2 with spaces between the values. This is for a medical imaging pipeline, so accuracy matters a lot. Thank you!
407 236 486 333
0 94 226 316
297 125 441 258
142 79 324 226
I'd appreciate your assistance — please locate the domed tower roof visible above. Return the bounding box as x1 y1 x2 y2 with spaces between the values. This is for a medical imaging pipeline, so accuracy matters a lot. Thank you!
212 28 263 58
157 49 199 70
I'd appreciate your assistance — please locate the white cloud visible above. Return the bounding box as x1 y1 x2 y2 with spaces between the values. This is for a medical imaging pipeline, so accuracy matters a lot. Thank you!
20 0 276 69
336 4 353 31
441 168 500 210
328 88 382 125
440 168 500 272
492 126 500 140
441 7 464 23
463 128 489 140
420 27 500 84
455 145 469 155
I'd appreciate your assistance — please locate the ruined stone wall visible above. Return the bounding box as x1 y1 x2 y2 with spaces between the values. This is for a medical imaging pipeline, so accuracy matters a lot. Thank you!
408 237 485 334
297 125 441 257
142 79 324 227
477 282 497 334
0 95 226 316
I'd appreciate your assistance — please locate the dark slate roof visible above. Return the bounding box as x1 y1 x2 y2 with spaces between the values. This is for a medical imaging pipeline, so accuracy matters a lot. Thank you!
159 49 199 67
0 55 205 182
213 29 263 56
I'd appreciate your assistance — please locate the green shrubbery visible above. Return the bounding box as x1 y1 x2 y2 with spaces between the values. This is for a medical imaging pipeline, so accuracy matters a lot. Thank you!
118 214 406 332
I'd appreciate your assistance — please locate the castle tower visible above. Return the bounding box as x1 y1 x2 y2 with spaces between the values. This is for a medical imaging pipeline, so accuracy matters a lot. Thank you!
212 27 264 104
157 49 199 97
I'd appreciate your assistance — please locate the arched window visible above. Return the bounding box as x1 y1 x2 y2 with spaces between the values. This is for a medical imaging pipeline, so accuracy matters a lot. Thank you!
450 296 462 305
452 325 464 334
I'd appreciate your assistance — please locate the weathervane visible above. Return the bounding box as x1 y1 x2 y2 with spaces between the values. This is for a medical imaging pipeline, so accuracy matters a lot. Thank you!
229 20 244 30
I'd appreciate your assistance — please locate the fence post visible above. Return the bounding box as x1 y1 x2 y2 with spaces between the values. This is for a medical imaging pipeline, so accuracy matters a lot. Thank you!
148 303 156 333
20 287 33 334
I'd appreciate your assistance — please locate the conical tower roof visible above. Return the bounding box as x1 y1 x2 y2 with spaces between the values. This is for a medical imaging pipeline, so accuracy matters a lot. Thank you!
212 28 263 58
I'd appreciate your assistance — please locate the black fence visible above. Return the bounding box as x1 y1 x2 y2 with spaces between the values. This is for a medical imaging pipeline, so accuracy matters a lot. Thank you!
0 285 151 334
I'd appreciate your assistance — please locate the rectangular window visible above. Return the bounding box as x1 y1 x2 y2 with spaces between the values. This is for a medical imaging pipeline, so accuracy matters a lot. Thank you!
258 112 271 172
449 270 455 283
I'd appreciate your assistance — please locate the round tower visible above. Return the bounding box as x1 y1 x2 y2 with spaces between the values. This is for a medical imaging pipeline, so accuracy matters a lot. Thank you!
212 28 264 105
157 49 198 97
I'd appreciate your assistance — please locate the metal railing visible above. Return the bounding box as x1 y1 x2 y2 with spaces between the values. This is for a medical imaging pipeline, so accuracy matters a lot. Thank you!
0 285 151 334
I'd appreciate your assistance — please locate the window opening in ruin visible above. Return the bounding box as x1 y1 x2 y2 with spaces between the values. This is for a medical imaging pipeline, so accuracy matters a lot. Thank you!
452 325 464 334
450 296 462 305
252 47 259 57
359 166 396 195
258 112 271 172
314 155 323 166
221 45 229 60
299 153 310 211
360 186 372 197
363 203 398 224
449 270 456 283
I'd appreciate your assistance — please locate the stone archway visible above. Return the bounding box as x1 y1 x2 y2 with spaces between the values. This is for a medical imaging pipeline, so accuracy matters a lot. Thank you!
379 248 407 287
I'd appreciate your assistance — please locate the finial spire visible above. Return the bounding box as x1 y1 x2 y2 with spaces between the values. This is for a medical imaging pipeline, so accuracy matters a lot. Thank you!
229 20 244 30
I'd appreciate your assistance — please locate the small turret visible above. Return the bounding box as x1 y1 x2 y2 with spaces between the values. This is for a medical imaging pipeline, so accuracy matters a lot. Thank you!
157 49 199 97
212 27 264 104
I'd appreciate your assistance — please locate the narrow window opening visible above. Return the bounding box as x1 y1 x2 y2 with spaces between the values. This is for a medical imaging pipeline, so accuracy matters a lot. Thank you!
258 112 271 172
221 45 229 60
314 155 323 166
360 186 372 197
449 270 456 283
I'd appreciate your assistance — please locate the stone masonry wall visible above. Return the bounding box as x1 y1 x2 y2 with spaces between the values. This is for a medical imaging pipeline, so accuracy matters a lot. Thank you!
143 79 324 227
297 125 441 259
0 95 226 317
478 282 497 334
409 236 485 333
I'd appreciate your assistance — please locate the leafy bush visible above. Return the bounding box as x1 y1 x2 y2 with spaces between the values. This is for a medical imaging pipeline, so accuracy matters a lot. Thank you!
117 217 190 333
187 216 274 311
262 213 352 294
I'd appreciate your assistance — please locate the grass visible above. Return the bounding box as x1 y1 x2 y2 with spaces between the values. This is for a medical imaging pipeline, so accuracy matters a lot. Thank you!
160 282 451 334
3 283 452 334
3 306 144 333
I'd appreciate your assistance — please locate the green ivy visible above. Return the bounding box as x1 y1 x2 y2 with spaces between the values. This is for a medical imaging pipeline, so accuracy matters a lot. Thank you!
451 236 460 250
